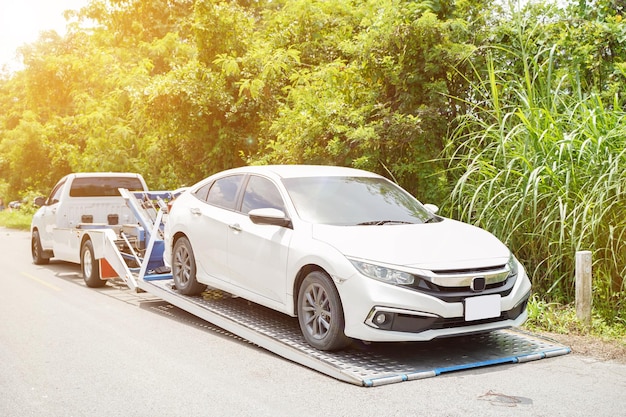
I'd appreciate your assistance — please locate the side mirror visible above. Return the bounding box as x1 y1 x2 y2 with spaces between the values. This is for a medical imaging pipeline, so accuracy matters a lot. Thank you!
423 203 439 214
249 208 292 229
34 196 46 207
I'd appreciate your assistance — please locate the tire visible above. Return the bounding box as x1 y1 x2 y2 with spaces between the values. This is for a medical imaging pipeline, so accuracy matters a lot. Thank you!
81 239 106 288
31 230 50 265
297 271 352 351
172 236 206 296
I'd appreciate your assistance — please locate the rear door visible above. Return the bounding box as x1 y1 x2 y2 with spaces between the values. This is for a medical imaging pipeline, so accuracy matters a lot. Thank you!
188 174 245 283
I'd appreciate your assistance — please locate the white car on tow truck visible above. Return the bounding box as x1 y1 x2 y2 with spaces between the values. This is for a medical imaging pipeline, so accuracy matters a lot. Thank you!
163 165 532 351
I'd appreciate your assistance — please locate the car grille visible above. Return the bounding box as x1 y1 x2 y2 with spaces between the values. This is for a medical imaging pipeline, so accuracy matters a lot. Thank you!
402 264 516 302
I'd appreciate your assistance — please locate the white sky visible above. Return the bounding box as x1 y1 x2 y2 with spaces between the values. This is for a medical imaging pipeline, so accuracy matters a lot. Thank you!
0 0 89 70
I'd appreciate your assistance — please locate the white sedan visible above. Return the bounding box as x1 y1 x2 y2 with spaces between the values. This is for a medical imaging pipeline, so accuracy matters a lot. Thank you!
163 165 531 351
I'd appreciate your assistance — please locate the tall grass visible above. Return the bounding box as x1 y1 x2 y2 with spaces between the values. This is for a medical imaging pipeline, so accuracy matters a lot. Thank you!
446 19 626 323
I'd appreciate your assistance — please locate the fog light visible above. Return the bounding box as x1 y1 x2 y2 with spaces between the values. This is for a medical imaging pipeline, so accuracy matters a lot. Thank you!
375 313 387 325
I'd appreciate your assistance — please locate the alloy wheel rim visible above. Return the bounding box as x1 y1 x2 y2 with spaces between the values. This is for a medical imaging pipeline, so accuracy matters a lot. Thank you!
175 245 191 285
302 283 331 340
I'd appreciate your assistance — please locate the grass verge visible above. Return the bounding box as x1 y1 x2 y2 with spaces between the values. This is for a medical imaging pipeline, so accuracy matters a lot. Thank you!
0 210 32 230
524 295 626 344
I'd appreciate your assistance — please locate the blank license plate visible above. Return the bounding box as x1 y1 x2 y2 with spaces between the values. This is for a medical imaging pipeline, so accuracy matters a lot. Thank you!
465 294 501 321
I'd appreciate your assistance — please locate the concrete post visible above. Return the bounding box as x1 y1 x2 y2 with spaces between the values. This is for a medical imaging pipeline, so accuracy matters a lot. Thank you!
575 250 592 327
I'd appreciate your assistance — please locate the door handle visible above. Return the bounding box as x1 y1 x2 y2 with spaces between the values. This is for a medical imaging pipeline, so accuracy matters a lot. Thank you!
229 223 242 232
190 207 201 215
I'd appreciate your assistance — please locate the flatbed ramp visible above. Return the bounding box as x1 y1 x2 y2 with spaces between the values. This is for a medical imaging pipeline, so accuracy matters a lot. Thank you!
139 278 570 387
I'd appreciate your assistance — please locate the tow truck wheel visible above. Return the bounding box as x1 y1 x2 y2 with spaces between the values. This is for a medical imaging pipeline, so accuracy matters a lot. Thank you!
81 239 106 288
31 230 49 265
172 236 206 296
297 271 352 351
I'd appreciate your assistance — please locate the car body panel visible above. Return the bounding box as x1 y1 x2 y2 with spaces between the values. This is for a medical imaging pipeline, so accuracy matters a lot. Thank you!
227 213 293 304
311 220 510 270
185 198 234 284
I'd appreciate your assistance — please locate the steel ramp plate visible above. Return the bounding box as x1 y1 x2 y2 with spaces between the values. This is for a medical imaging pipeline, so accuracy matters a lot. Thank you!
140 279 570 387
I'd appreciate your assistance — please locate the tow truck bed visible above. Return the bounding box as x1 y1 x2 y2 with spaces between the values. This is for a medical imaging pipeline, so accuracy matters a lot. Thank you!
138 277 570 387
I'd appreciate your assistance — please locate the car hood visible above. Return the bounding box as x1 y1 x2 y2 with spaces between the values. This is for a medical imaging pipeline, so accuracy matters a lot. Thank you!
311 219 510 270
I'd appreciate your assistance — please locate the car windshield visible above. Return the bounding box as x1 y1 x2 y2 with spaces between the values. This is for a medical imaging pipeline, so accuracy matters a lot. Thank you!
282 176 434 225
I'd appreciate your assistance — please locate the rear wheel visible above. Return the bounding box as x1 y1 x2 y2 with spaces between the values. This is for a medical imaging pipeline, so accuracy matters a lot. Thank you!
81 239 106 288
31 230 49 265
172 236 206 296
297 271 352 351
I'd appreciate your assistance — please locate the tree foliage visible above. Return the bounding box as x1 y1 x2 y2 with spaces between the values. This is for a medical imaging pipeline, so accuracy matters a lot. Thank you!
1 0 477 196
0 0 625 317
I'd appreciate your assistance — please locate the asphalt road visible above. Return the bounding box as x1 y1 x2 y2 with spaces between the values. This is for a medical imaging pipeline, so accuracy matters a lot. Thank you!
1 228 625 416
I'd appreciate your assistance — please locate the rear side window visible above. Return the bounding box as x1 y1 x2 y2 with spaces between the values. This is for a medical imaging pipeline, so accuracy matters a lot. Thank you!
193 183 212 202
206 175 244 210
69 177 145 197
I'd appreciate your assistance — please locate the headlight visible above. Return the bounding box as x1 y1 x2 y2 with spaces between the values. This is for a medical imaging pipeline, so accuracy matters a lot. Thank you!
508 254 519 277
349 260 415 285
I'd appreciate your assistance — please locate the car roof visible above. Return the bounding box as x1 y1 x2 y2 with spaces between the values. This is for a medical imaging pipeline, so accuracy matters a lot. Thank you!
215 165 382 179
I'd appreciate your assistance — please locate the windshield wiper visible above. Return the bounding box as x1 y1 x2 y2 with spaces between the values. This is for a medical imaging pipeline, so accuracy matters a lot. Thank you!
357 220 414 226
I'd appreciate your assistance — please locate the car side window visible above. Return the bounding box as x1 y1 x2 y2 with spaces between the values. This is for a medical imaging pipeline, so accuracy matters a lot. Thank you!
206 175 244 210
47 180 66 205
241 176 286 214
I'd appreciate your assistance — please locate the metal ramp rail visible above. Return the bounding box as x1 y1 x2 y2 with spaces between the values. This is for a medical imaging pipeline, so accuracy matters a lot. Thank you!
100 189 178 291
104 189 571 387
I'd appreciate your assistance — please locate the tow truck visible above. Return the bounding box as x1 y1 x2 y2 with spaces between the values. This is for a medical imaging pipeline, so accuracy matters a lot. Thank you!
32 179 571 387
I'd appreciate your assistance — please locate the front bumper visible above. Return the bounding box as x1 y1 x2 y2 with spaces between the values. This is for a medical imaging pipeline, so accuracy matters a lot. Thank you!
336 263 532 343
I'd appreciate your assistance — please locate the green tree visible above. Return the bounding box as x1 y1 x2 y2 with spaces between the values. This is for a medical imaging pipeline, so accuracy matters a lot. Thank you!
0 112 52 195
243 0 473 202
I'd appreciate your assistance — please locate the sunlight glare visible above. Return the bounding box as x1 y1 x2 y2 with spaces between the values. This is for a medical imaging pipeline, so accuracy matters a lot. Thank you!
0 0 88 70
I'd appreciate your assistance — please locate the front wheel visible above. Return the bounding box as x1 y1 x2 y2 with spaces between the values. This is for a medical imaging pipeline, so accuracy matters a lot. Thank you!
81 239 106 288
297 271 352 351
31 230 49 265
172 236 206 296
